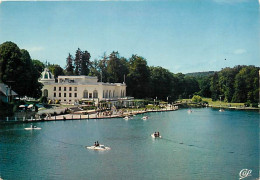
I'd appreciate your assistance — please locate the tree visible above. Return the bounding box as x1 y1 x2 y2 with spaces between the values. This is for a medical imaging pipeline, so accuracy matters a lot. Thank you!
32 59 45 75
127 55 150 98
182 76 200 99
97 53 109 82
0 41 23 89
89 59 100 78
197 76 211 98
192 95 202 103
81 50 91 75
48 64 64 80
0 41 42 98
65 53 74 75
107 51 129 83
232 66 259 103
210 72 220 101
0 99 13 118
218 66 243 102
149 66 173 101
74 48 82 75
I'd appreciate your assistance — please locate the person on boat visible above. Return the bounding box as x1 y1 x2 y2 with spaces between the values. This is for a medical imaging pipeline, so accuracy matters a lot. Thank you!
94 142 97 147
154 132 157 137
157 132 160 137
96 141 99 146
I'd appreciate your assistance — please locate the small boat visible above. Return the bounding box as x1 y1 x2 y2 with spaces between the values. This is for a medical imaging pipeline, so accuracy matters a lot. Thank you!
24 125 41 130
142 116 148 120
124 116 131 120
86 145 111 151
187 109 192 113
219 109 225 112
151 133 162 138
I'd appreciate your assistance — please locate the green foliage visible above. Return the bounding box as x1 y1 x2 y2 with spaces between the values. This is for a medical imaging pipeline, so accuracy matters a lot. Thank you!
39 96 47 104
0 99 13 118
107 51 128 83
244 101 250 107
252 103 258 108
65 53 74 75
127 55 150 98
48 64 64 80
32 59 45 75
0 41 42 98
72 48 91 76
81 50 91 75
149 66 174 101
185 71 215 78
196 76 211 98
192 95 202 103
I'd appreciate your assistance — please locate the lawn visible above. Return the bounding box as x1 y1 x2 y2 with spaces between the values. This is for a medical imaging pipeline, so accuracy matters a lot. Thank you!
181 98 245 108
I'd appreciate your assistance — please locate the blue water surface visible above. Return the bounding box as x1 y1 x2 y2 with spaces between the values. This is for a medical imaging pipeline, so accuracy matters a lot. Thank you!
0 108 259 180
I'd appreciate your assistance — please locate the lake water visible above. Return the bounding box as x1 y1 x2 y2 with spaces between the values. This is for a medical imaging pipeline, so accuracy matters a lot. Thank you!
0 108 259 180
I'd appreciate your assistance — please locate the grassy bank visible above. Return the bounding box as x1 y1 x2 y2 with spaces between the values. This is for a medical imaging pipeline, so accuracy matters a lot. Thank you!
181 98 253 108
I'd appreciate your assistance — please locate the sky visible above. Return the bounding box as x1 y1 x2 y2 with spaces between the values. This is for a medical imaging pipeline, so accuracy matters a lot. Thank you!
0 0 259 73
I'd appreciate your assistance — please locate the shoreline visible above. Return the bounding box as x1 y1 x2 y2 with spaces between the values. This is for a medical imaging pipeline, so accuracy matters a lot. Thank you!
0 107 178 124
1 105 259 124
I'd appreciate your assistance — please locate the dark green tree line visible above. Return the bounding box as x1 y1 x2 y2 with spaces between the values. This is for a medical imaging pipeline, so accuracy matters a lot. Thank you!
0 41 42 98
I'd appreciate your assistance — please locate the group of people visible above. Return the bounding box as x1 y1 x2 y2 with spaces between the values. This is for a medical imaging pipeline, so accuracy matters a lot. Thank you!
154 132 160 137
94 141 100 147
31 124 37 128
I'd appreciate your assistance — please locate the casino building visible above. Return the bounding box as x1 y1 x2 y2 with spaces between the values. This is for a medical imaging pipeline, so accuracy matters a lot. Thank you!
39 68 127 105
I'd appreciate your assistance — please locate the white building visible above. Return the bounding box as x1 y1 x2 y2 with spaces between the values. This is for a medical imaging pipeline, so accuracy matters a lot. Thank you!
39 68 127 105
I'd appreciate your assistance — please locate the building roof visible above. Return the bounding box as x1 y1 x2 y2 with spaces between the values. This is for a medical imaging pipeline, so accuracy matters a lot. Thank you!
0 83 18 96
40 68 55 80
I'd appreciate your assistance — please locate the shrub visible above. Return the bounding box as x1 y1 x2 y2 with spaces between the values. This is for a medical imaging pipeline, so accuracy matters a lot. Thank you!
244 102 250 107
252 103 258 108
39 96 47 104
192 95 202 103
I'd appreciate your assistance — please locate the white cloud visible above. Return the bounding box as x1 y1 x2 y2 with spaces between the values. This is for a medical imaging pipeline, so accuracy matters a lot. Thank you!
233 49 247 55
26 46 44 52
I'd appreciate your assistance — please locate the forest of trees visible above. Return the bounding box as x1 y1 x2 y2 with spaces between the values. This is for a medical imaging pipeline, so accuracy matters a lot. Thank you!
59 47 259 104
0 41 259 105
196 65 259 104
0 41 43 98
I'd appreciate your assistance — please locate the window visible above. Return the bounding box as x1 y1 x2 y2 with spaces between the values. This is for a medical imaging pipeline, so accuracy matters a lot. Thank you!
64 93 66 97
69 87 72 91
93 90 98 98
54 87 56 91
74 93 77 97
69 93 72 97
64 87 66 91
59 93 61 97
83 90 88 98
54 93 56 97
43 89 48 97
89 93 92 98
64 99 66 101
59 87 61 91
74 87 77 91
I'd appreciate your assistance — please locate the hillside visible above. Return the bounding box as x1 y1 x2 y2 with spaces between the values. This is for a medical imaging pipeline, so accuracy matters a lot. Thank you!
185 71 215 78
